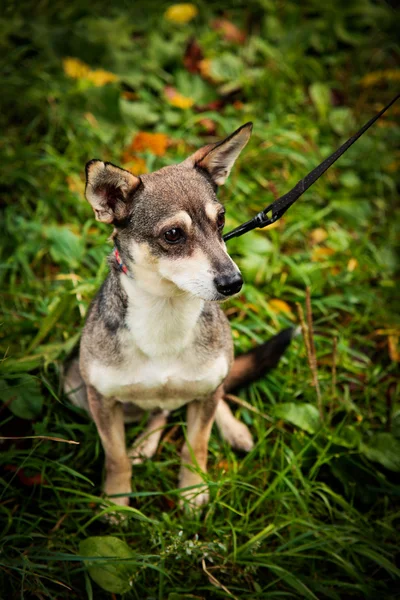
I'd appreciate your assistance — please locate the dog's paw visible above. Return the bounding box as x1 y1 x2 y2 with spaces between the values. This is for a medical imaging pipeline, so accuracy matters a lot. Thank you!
220 419 254 452
179 486 209 512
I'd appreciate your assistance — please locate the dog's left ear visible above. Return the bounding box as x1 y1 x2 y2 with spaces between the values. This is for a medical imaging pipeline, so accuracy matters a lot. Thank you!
85 160 141 224
184 122 252 185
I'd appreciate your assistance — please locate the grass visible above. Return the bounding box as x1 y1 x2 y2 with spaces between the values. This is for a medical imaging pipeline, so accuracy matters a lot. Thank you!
1 0 400 598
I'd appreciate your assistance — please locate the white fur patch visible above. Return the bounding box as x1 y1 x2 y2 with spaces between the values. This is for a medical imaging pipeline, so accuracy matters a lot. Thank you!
88 352 228 412
88 275 229 411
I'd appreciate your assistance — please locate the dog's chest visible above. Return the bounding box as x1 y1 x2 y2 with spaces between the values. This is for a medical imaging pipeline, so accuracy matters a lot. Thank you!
88 292 228 411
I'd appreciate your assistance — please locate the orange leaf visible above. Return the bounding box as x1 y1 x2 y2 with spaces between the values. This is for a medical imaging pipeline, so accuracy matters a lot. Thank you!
121 155 148 174
130 132 169 156
212 19 246 44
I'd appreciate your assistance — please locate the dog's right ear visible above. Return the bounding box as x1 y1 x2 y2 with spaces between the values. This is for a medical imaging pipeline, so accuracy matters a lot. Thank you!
85 160 141 224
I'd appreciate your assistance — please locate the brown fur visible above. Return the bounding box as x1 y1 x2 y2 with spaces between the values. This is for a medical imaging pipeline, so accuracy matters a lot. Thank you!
64 123 294 511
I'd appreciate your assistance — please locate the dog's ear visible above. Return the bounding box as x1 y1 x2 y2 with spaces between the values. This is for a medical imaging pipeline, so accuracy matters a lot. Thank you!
85 160 141 224
184 122 252 185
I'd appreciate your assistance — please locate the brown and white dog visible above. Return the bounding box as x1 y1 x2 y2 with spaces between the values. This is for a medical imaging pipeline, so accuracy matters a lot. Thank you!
64 123 294 509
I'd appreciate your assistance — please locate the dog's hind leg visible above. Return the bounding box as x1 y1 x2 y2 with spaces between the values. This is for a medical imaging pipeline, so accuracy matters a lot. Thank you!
129 410 169 465
87 386 132 507
215 398 254 452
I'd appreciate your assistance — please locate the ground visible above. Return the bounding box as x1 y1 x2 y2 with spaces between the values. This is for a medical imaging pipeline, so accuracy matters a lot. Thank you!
0 1 399 598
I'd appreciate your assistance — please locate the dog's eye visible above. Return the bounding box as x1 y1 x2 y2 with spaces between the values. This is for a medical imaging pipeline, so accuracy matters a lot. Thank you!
164 228 184 244
217 211 225 230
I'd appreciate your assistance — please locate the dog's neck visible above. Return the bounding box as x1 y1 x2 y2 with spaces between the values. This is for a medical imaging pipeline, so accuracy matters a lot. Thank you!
114 249 204 357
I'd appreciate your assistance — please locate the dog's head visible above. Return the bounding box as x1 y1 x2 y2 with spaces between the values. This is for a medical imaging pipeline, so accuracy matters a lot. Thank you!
85 123 252 301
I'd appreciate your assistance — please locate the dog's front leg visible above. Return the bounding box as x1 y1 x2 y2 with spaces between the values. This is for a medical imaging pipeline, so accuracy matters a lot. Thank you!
179 386 222 508
87 385 132 506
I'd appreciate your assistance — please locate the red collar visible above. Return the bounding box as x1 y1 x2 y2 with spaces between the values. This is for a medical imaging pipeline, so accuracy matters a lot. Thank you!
113 247 129 276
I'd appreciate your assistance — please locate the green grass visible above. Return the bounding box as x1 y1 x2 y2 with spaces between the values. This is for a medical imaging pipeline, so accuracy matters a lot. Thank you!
1 1 400 598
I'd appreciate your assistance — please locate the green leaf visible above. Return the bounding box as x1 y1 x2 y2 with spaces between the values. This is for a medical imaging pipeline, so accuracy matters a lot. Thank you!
44 226 84 269
309 82 331 120
361 433 400 472
79 536 136 594
0 375 44 420
272 403 321 434
120 99 159 127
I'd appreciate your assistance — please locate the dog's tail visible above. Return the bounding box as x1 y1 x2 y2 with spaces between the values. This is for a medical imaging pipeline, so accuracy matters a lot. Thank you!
224 327 298 393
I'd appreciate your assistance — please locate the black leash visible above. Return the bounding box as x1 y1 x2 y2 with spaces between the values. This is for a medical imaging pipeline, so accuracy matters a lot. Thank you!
223 93 400 242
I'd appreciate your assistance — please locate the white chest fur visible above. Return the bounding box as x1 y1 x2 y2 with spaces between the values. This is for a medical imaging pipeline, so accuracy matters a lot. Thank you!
88 280 229 411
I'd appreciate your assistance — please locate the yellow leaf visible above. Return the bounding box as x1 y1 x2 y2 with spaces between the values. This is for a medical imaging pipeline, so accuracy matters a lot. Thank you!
63 57 91 79
87 69 118 86
311 247 335 262
388 335 400 362
310 228 328 244
164 3 198 24
360 69 400 87
167 91 194 109
62 57 118 87
268 299 294 318
347 258 358 272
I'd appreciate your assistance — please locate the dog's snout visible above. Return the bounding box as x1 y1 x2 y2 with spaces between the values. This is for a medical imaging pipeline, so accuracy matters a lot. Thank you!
214 273 243 297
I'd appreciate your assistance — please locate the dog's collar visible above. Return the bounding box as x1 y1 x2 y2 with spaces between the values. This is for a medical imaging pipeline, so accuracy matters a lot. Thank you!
113 247 131 277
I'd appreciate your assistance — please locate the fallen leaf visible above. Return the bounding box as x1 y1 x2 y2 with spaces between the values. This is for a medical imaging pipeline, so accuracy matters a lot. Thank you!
311 247 335 262
62 57 118 86
5 465 47 486
63 57 91 79
347 258 358 272
211 19 246 44
164 3 198 24
310 228 328 244
198 118 217 135
164 86 194 109
388 335 400 362
360 69 400 87
268 299 294 318
120 156 148 174
183 38 203 74
129 132 169 156
84 112 99 128
198 58 213 80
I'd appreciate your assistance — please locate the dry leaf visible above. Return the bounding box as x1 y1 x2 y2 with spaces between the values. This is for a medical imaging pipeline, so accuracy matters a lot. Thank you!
310 228 328 244
62 57 118 86
347 258 358 272
164 3 198 24
311 247 335 262
360 69 400 87
183 38 203 74
388 335 400 362
212 18 246 44
268 298 294 318
164 86 194 109
121 156 148 174
130 132 169 156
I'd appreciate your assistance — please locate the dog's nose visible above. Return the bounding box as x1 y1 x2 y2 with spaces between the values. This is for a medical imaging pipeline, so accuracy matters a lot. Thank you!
214 273 243 296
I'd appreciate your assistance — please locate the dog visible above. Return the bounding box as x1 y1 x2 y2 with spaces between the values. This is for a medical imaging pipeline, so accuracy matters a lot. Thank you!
64 122 294 509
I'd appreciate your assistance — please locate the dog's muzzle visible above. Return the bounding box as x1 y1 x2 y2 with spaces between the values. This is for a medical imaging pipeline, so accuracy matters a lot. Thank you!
214 273 243 297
